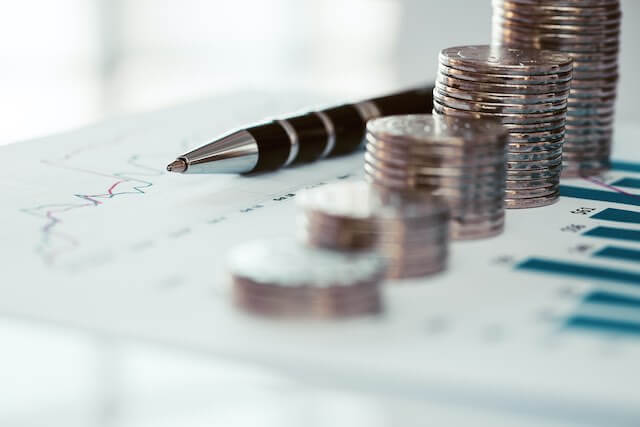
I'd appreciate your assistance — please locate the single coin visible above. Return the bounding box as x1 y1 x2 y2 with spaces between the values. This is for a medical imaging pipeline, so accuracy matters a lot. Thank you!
366 114 508 146
439 45 573 75
437 64 573 85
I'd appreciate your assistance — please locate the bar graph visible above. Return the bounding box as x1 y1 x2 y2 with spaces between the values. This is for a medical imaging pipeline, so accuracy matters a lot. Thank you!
559 185 640 207
516 258 640 286
610 177 640 190
566 315 640 337
583 291 640 310
583 226 640 243
593 246 640 263
591 208 640 225
611 160 640 173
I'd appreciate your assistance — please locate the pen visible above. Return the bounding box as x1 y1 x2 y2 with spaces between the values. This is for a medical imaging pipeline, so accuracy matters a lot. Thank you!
166 85 434 174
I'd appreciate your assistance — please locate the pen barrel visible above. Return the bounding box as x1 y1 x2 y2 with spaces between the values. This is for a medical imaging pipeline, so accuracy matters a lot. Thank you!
370 87 434 116
284 113 329 164
321 104 367 156
246 122 291 173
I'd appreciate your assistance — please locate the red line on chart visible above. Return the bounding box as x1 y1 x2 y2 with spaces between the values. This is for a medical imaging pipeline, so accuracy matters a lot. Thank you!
583 176 640 200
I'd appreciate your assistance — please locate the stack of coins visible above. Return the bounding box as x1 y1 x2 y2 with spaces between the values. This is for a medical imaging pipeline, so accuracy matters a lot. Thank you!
228 238 384 318
298 181 450 279
492 0 620 176
433 45 573 208
363 114 507 238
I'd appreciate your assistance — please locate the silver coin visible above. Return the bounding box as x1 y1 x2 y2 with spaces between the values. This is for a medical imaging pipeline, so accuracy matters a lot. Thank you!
506 126 565 141
506 147 563 161
505 184 559 199
366 151 506 171
505 163 563 179
434 92 568 114
435 82 570 105
505 192 559 209
507 155 562 170
365 134 506 154
438 63 573 85
439 45 573 75
494 1 620 17
505 176 559 189
229 239 385 317
494 14 620 33
508 141 564 154
568 97 616 108
498 35 619 54
437 74 572 95
567 105 615 117
366 114 508 146
495 24 620 44
495 13 621 30
562 160 610 177
364 165 505 190
433 100 567 124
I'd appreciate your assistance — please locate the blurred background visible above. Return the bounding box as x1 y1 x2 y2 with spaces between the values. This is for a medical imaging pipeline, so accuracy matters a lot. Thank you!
2 0 637 147
1 1 639 426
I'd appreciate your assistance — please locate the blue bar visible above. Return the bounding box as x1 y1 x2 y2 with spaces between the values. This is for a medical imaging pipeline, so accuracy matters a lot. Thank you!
584 226 640 243
583 291 640 310
591 208 640 225
566 316 640 337
610 177 640 189
593 246 640 263
611 160 640 173
559 185 640 207
516 258 640 286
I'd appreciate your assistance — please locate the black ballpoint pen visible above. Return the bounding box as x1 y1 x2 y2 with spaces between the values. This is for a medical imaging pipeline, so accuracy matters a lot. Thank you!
166 84 434 174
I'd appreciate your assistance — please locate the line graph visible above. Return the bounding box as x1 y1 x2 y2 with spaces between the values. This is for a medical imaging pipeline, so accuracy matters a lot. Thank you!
21 155 163 265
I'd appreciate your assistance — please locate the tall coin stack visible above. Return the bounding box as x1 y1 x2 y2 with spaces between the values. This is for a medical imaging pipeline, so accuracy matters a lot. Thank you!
492 0 621 177
228 238 385 318
364 114 507 238
433 45 573 208
298 181 450 279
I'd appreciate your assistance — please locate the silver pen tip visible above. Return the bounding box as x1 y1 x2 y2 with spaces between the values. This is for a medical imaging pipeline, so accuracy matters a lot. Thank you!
166 159 187 173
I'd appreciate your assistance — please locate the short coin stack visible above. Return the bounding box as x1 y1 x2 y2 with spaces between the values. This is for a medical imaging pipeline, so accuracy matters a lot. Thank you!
364 114 507 238
492 0 620 176
433 45 573 208
298 181 450 279
229 238 384 318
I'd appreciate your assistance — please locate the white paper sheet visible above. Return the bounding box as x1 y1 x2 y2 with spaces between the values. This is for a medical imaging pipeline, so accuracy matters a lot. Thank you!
2 92 640 425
